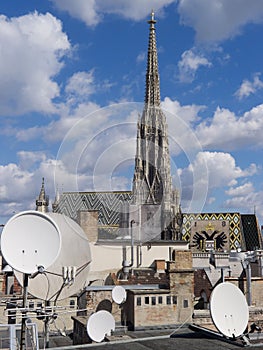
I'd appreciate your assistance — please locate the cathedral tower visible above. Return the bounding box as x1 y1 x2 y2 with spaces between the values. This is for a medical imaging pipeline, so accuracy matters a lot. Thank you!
133 11 173 208
123 12 181 240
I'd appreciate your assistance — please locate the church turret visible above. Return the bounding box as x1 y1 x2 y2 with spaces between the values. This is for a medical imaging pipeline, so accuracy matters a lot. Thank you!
52 187 60 212
36 177 49 213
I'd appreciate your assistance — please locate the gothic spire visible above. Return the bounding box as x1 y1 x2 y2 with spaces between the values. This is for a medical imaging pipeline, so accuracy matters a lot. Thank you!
145 10 161 107
36 177 49 212
132 11 173 208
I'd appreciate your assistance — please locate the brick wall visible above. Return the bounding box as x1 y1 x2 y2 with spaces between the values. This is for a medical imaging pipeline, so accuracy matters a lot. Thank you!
194 269 213 307
1 274 22 295
124 290 178 330
167 250 194 324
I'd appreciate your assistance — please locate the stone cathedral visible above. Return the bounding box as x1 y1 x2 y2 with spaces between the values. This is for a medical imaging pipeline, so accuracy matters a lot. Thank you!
48 13 262 252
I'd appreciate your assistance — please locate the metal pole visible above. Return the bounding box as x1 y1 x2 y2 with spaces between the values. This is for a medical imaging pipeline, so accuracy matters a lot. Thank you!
221 268 225 283
246 263 252 306
20 273 29 350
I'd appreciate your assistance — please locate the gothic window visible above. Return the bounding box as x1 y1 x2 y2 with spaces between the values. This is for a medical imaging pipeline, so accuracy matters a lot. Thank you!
158 129 162 146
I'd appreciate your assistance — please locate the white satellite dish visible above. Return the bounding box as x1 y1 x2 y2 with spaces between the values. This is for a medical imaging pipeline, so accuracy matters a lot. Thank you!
14 212 91 301
87 310 115 343
112 285 127 304
210 282 249 338
1 211 61 274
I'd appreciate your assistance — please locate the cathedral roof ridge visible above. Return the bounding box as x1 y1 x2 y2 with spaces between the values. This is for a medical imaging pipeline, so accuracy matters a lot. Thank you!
61 190 132 195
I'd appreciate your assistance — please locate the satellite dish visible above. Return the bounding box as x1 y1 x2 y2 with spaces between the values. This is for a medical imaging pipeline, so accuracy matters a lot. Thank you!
87 310 115 343
1 211 61 274
210 282 249 338
112 286 127 304
14 212 91 301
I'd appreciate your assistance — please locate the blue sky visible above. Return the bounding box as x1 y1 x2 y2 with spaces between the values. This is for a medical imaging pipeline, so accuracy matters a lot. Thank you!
0 0 263 225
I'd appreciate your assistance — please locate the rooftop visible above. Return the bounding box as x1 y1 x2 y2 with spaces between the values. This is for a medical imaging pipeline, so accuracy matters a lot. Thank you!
44 326 263 350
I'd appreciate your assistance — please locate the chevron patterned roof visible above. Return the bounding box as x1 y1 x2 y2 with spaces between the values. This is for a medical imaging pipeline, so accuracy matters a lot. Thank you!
55 191 133 227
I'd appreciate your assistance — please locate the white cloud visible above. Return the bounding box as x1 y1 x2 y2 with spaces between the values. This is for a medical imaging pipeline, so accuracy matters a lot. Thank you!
178 49 211 83
196 104 263 151
0 163 34 204
178 0 263 43
55 104 137 177
65 71 95 98
17 151 47 171
225 182 254 197
50 0 101 26
162 97 204 125
50 0 174 25
0 12 70 116
64 70 114 106
161 98 206 158
224 181 263 219
136 51 146 63
0 154 90 221
179 151 258 212
14 101 101 143
191 152 257 188
235 73 263 99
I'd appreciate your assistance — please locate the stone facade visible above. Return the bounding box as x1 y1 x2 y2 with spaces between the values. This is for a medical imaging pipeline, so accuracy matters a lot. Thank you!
77 210 98 242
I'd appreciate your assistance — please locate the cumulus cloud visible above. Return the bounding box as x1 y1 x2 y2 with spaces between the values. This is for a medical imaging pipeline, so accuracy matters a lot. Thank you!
196 104 263 151
162 97 204 125
225 182 254 197
50 0 101 26
50 0 263 43
224 182 263 214
179 151 258 211
50 0 174 25
65 71 95 100
235 73 263 99
189 151 257 188
0 163 34 205
178 49 212 83
14 101 101 143
0 12 70 116
0 153 96 221
177 0 263 43
55 104 138 178
18 151 47 171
